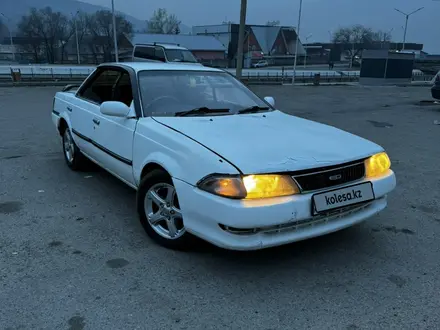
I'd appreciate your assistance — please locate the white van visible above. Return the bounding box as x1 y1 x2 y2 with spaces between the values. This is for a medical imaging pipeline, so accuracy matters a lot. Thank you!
131 43 202 65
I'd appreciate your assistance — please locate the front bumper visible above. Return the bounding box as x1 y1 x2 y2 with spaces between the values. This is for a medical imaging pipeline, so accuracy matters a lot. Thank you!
174 171 396 251
52 110 61 133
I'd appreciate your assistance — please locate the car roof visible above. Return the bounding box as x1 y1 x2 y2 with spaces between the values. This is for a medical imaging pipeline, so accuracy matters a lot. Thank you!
134 43 187 50
98 62 224 73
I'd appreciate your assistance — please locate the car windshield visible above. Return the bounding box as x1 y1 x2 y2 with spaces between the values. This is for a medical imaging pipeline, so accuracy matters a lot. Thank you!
138 70 272 117
165 49 198 63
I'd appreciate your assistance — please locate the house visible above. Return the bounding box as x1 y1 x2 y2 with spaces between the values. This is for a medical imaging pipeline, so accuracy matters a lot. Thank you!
302 44 331 64
192 23 306 67
0 35 114 64
306 42 425 63
0 33 227 66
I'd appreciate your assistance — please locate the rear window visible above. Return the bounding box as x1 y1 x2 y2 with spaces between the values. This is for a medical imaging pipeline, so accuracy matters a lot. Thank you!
133 46 155 60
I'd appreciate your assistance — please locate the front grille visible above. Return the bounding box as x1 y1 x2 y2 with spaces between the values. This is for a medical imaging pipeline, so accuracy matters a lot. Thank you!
293 161 365 192
218 201 374 236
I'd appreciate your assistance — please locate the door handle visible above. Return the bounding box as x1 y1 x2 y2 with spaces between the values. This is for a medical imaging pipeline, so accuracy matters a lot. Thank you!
67 106 72 112
93 118 100 125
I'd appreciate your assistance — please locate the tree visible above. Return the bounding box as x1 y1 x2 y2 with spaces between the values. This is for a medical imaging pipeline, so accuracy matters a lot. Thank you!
69 11 90 61
332 24 391 63
17 7 73 63
266 20 280 26
146 8 180 34
373 30 393 43
17 8 45 63
86 10 133 62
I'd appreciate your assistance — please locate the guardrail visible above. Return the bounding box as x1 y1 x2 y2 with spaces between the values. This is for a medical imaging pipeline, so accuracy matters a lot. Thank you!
0 66 434 86
1 66 349 77
0 72 359 85
242 71 360 85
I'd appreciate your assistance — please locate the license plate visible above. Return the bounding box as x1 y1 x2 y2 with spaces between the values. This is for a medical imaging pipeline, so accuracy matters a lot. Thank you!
312 182 375 215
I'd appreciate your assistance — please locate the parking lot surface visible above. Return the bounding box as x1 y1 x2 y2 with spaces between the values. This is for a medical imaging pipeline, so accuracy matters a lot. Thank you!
1 85 439 330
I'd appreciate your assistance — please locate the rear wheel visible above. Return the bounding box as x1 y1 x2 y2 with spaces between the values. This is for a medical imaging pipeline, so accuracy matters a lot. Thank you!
62 128 89 171
137 169 196 250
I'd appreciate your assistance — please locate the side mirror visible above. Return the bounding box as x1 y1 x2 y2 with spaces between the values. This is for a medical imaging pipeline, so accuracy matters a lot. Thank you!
100 101 130 117
264 96 275 108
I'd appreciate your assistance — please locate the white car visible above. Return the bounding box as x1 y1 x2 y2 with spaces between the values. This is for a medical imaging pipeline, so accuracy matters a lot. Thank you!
130 43 203 65
253 60 269 68
52 62 396 251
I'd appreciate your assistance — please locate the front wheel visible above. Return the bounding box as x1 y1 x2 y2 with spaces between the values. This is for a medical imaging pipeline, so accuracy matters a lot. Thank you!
137 169 196 250
62 128 90 171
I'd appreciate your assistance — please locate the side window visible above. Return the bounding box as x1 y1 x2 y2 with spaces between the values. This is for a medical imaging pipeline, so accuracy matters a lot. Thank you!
134 46 155 60
154 47 166 62
79 69 120 104
112 72 133 107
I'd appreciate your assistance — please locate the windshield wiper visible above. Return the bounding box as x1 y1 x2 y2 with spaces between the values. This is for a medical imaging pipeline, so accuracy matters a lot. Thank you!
237 106 271 114
174 107 230 117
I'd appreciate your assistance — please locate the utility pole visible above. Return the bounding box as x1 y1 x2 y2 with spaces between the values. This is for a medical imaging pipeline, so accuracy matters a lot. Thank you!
247 31 250 69
292 0 303 84
111 0 119 62
394 7 424 51
72 11 81 64
303 33 312 68
236 0 247 79
0 13 15 62
350 41 354 69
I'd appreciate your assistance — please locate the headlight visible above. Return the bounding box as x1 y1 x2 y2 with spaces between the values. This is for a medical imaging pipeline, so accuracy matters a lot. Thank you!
197 174 300 199
197 175 247 199
365 152 391 178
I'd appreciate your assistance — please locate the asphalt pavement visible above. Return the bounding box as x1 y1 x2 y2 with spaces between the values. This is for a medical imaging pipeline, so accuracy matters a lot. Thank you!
1 85 439 329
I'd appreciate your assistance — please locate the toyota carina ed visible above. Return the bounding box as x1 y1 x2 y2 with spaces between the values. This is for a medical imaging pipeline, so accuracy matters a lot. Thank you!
51 62 396 251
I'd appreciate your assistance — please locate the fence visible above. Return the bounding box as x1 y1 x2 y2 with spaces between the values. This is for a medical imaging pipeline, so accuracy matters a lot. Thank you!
242 71 360 85
0 65 434 85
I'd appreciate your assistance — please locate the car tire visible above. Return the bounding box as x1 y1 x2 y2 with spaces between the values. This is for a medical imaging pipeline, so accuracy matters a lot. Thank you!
137 169 196 250
431 87 440 100
61 127 90 171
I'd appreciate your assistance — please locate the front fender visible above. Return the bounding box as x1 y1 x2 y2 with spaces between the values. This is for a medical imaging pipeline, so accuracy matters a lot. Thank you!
132 118 240 186
53 93 73 134
134 151 182 187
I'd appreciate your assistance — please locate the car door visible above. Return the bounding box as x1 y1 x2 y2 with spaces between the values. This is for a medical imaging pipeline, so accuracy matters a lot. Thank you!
73 69 121 159
91 70 138 186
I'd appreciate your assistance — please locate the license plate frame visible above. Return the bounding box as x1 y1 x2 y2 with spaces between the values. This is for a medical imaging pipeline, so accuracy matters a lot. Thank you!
311 182 375 216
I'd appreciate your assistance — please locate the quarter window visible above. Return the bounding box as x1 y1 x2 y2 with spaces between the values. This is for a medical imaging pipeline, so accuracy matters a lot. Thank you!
134 46 155 60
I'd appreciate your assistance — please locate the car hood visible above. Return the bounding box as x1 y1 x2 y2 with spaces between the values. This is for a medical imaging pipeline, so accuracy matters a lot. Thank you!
153 110 383 174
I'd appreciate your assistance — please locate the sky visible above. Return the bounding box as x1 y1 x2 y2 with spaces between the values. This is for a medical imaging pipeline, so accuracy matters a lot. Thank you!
83 0 440 53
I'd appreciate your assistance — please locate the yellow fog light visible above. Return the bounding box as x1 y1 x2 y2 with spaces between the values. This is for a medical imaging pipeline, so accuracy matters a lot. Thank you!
243 174 300 199
365 152 391 178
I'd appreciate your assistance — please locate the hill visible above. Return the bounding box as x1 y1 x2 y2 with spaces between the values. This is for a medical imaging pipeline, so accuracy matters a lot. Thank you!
0 0 190 35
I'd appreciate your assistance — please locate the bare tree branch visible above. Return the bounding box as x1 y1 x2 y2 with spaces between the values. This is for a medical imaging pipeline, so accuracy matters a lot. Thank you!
332 24 393 62
266 20 280 26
